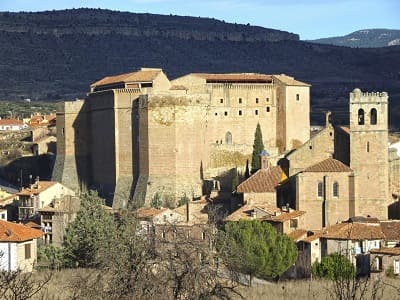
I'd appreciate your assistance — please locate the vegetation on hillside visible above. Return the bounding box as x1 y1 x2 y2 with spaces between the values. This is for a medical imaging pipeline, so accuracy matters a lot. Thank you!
0 9 399 127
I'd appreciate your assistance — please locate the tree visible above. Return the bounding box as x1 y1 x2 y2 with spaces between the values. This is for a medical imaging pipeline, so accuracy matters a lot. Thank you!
218 220 297 285
62 190 118 268
251 123 264 174
312 252 355 280
232 167 239 192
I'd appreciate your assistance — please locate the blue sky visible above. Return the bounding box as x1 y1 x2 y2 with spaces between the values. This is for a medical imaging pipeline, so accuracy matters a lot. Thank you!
0 0 399 40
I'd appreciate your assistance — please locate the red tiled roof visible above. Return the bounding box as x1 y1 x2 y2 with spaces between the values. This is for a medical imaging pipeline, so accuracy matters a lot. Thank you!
380 221 400 241
17 181 57 196
370 247 400 256
0 119 23 126
267 210 305 222
322 222 385 240
287 229 308 241
0 220 43 242
91 69 161 87
192 73 273 83
304 158 352 173
237 166 286 193
136 207 167 218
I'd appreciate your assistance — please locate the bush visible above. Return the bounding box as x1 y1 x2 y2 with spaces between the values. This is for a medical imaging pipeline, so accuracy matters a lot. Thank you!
312 253 355 280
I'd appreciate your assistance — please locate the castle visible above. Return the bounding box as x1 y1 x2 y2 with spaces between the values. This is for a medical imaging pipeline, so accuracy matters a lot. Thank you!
52 67 311 207
52 67 398 224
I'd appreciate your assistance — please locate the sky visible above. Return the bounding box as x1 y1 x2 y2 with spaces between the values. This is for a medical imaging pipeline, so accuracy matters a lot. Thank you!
0 0 399 40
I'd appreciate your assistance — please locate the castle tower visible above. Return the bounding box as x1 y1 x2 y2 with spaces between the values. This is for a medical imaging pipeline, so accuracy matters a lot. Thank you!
349 88 389 219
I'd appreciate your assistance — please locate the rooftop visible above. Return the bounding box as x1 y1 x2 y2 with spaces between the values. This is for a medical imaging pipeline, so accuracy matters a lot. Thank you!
0 118 23 126
380 220 400 241
237 166 286 193
304 157 353 173
0 220 43 242
370 247 400 256
321 222 385 240
192 73 273 83
17 181 58 196
272 74 310 86
90 68 162 88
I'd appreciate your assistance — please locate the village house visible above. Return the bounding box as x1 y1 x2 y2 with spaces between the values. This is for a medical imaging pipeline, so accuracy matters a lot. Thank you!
0 220 43 272
38 195 80 246
370 247 400 278
0 118 28 131
16 180 75 221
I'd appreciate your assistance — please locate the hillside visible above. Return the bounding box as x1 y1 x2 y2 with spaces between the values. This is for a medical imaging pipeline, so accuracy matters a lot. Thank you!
309 29 400 48
0 9 399 127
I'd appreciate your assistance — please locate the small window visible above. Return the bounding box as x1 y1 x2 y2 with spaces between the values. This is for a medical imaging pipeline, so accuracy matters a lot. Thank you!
296 94 300 101
220 98 224 103
238 98 242 104
370 108 377 125
290 219 298 228
317 182 323 198
358 109 365 125
61 128 65 136
214 112 218 116
333 181 339 197
225 132 232 144
255 110 258 115
161 230 166 239
266 107 270 112
202 231 206 240
25 243 31 259
367 141 370 153
224 111 228 116
256 98 259 103
238 110 242 116
266 97 270 102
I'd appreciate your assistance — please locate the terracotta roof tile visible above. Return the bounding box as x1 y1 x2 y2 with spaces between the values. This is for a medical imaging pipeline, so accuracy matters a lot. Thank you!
91 68 161 87
0 220 43 242
301 233 323 243
380 221 400 241
304 158 352 173
287 229 308 241
17 181 57 196
370 247 400 256
237 166 286 193
0 118 23 126
192 73 273 83
226 204 303 223
268 210 305 222
272 74 310 86
173 200 209 225
136 207 167 218
322 222 385 240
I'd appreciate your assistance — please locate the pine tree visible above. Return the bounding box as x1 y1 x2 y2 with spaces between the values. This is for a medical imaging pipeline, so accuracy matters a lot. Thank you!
251 123 264 174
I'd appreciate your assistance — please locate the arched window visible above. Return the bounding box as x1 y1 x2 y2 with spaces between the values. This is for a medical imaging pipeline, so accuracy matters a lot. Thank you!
358 109 365 125
333 181 339 197
225 132 232 144
370 108 377 125
317 182 323 198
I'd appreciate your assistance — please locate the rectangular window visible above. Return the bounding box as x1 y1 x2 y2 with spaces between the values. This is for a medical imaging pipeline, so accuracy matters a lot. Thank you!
255 110 258 115
317 182 323 198
238 98 242 104
290 219 298 228
266 97 270 102
25 243 31 259
266 107 270 112
61 128 65 136
256 98 259 103
296 94 300 101
238 110 242 116
224 111 228 116
394 260 400 274
220 99 224 104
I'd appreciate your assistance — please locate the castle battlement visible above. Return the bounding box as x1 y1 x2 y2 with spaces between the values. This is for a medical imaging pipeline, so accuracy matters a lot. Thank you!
350 88 388 102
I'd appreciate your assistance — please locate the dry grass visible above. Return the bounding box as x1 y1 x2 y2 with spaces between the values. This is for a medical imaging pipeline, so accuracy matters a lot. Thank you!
30 269 400 300
235 277 400 300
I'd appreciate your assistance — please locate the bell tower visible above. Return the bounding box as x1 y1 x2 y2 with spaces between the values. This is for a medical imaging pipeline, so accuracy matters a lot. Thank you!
349 88 389 219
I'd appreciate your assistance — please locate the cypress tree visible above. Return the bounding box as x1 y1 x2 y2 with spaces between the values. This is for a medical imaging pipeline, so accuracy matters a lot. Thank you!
251 123 264 174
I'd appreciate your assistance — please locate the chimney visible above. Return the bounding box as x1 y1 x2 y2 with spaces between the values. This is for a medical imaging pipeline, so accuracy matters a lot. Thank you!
251 210 257 219
260 150 271 170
